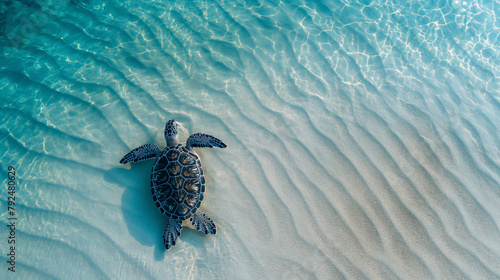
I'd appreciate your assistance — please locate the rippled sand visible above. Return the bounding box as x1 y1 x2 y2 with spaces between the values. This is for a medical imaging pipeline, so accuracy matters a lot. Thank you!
1 0 499 279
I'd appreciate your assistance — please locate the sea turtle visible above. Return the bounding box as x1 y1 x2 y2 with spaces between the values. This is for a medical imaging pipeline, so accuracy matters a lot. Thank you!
120 119 227 250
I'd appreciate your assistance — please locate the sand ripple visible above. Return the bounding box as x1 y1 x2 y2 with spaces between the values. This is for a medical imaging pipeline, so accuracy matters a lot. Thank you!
1 0 499 279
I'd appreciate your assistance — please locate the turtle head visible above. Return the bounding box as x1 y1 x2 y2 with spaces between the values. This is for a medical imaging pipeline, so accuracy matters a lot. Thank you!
165 119 179 146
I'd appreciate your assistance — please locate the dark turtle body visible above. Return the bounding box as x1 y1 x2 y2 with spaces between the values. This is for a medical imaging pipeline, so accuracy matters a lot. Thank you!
151 144 205 220
120 119 226 250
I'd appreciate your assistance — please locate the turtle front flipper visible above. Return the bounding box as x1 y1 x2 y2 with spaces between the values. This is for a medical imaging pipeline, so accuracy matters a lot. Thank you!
189 211 217 235
163 218 183 250
120 144 161 164
186 133 227 149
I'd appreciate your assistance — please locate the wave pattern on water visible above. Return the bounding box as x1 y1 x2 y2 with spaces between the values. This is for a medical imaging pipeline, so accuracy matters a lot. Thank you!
1 0 499 279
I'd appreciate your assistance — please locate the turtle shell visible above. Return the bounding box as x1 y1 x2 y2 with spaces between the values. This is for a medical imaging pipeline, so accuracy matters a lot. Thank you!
151 144 205 220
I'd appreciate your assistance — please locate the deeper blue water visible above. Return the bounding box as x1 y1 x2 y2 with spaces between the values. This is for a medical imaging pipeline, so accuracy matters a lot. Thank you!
0 0 499 279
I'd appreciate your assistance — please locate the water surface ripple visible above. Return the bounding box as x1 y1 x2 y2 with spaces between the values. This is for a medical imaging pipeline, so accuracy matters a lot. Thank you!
0 0 499 279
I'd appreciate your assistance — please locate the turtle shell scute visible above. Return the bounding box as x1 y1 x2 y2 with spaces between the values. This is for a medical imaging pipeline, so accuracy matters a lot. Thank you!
185 193 198 207
175 204 189 216
166 162 181 176
156 155 169 167
190 153 199 160
153 170 169 184
179 153 195 165
163 198 177 213
155 183 173 201
168 176 184 190
172 190 186 203
184 179 201 193
182 166 199 178
166 149 180 160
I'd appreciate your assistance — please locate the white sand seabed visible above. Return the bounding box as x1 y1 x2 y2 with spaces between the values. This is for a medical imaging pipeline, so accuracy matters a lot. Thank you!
0 0 499 279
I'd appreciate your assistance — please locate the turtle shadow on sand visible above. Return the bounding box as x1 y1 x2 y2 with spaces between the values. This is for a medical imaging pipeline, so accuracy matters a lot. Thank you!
104 162 167 260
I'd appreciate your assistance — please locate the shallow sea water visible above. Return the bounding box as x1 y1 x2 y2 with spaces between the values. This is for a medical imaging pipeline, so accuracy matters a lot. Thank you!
0 0 499 279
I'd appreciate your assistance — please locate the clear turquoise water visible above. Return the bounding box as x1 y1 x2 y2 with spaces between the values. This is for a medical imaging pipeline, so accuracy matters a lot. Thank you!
1 0 499 279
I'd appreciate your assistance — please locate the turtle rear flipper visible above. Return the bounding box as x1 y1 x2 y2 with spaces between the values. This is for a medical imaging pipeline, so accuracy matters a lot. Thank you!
186 133 227 149
190 211 216 235
163 218 183 250
120 144 161 164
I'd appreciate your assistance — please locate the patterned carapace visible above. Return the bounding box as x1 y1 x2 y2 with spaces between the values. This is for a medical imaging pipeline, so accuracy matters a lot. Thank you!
151 144 205 220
